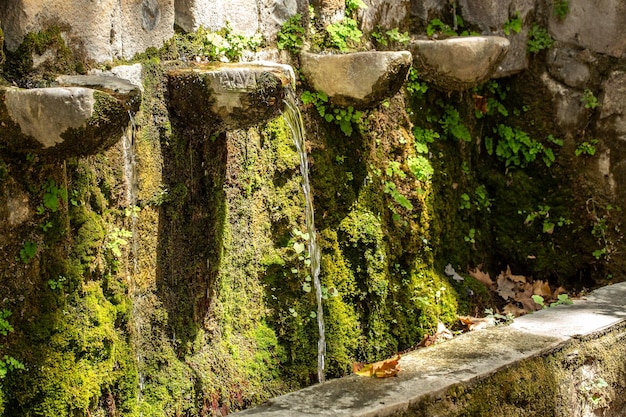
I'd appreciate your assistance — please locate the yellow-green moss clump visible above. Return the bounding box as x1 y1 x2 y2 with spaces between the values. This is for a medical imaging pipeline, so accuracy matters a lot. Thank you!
3 26 87 87
0 151 138 416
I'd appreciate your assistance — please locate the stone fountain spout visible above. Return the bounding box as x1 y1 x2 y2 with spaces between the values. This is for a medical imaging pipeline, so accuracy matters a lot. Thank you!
300 50 413 109
166 61 296 133
0 75 142 157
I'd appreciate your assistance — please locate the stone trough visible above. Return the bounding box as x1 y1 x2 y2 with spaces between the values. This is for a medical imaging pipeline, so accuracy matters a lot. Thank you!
0 75 141 157
410 36 510 91
166 61 295 132
234 282 626 416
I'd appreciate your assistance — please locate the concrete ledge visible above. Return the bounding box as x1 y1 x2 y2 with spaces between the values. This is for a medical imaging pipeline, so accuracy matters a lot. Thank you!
235 282 626 416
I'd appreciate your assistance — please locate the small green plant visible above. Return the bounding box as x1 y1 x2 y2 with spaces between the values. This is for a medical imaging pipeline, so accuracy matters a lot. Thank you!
461 161 471 176
277 14 305 53
460 193 471 210
106 227 133 258
37 178 67 214
473 80 510 118
124 205 141 218
19 241 37 263
522 205 571 234
326 17 363 51
575 139 598 156
503 12 522 35
527 25 553 53
40 220 53 232
346 0 367 14
0 310 24 379
174 24 263 62
48 275 67 291
587 201 622 261
460 186 491 212
301 90 364 136
464 228 476 244
532 293 573 308
0 310 13 337
484 308 515 325
581 89 599 109
553 0 569 20
384 182 413 211
485 125 558 169
372 27 410 47
407 155 434 182
406 67 428 97
290 228 312 293
473 185 491 211
439 105 471 142
413 126 439 154
426 18 457 37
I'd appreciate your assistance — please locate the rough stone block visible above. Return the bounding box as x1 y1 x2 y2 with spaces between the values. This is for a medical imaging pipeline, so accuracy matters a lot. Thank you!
599 71 626 141
358 0 410 32
0 0 174 63
458 0 533 31
549 0 626 58
410 0 447 23
175 0 303 42
547 48 592 89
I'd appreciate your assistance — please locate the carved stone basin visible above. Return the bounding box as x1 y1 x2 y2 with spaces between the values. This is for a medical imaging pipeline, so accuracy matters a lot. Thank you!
0 75 141 157
300 50 412 108
166 61 295 132
410 36 510 91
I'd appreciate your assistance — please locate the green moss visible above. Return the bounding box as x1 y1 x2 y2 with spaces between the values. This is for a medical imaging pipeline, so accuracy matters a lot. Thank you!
0 27 5 68
319 229 359 375
3 25 86 87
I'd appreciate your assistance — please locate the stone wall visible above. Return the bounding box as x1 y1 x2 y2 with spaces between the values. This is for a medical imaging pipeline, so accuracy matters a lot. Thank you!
1 0 626 416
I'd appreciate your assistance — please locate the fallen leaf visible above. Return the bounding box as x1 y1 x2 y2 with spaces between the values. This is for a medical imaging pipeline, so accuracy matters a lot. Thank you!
418 322 453 347
503 265 527 283
354 355 401 378
458 315 495 331
503 303 526 317
532 280 552 298
496 273 517 300
516 282 542 312
552 286 567 299
469 266 494 287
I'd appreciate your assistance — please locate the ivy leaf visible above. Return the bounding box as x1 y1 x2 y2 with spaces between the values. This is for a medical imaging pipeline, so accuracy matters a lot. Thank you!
293 242 305 254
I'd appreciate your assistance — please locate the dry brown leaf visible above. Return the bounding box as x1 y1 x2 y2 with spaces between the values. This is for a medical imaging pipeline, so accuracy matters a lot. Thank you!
435 321 453 341
418 322 453 347
458 315 495 331
496 273 517 300
552 286 567 299
354 355 401 378
503 303 526 317
532 280 552 298
469 266 494 287
517 282 542 312
503 265 527 283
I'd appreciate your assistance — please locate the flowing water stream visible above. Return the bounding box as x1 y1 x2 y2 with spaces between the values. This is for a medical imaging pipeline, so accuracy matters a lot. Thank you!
283 88 326 383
